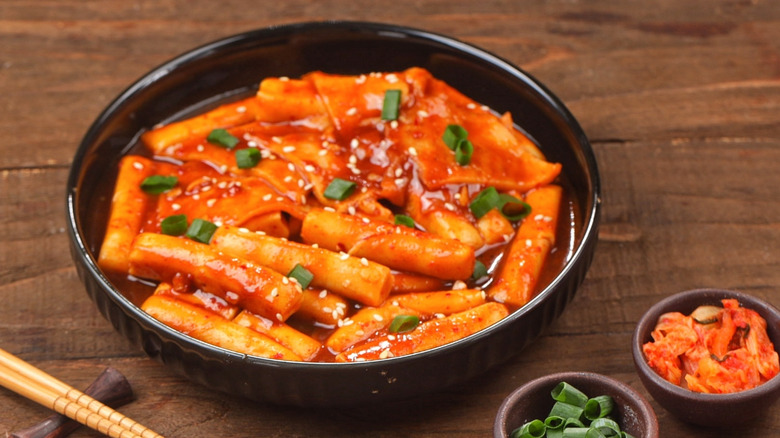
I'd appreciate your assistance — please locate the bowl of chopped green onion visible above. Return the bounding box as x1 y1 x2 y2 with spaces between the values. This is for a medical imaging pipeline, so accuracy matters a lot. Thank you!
494 372 658 438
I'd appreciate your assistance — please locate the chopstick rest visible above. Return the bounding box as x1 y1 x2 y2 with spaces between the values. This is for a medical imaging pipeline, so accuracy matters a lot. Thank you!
11 366 135 438
0 348 164 438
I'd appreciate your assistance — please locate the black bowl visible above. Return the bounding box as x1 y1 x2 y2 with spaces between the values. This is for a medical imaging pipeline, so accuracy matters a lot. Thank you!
66 21 601 406
632 288 780 426
494 372 659 438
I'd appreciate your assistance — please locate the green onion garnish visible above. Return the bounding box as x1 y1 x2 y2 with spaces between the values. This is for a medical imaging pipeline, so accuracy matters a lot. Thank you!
381 89 402 121
472 260 488 280
511 419 546 438
394 214 415 228
323 178 356 201
140 175 178 194
510 382 629 438
160 214 188 236
235 148 261 169
551 382 589 408
469 187 501 219
498 194 532 222
388 315 420 333
469 187 532 221
206 128 239 149
442 124 473 166
185 218 217 244
454 139 473 165
442 124 468 150
583 396 614 421
287 264 313 289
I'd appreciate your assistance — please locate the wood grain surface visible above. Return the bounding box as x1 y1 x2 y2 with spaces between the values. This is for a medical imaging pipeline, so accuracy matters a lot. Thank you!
1 1 778 436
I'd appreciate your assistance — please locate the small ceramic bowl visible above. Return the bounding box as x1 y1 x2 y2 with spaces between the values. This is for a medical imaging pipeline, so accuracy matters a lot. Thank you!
632 288 780 427
494 371 659 438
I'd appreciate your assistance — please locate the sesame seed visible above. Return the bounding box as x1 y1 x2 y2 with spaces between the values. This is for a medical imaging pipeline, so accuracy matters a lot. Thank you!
394 178 406 187
206 199 216 207
282 277 289 285
323 306 332 313
394 168 403 177
444 202 456 211
339 252 350 260
197 144 205 152
304 165 315 172
355 75 367 84
349 155 357 164
276 196 284 202
262 193 272 201
276 313 283 321
467 103 476 109
408 147 417 156
390 121 398 129
236 106 247 113
362 217 370 224
219 165 228 173
385 73 398 83
217 181 227 189
283 146 296 153
324 207 336 212
192 194 200 200
346 107 358 116
360 257 369 266
318 149 328 156
319 290 328 298
170 203 181 211
350 138 359 148
387 335 396 341
132 161 144 170
453 280 467 290
287 163 296 172
272 136 282 144
311 243 319 249
298 179 305 188
379 349 393 359
247 140 258 147
347 206 356 215
284 175 293 183
417 110 429 118
279 76 289 81
373 314 384 322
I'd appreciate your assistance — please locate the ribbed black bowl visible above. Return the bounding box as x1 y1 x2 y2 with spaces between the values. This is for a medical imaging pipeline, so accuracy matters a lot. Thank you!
66 21 601 407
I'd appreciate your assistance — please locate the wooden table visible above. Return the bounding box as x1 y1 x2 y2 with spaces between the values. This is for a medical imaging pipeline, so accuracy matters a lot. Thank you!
2 1 778 436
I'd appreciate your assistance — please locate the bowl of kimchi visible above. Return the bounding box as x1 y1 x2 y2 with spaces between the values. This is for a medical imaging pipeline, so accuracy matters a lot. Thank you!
632 288 780 426
66 21 601 406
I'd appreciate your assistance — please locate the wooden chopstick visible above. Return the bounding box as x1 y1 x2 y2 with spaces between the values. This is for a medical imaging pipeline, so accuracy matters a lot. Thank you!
0 348 164 438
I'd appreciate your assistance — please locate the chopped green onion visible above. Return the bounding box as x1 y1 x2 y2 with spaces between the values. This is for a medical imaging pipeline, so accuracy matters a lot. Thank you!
454 139 473 165
388 315 420 333
469 187 501 219
511 419 546 438
160 214 188 236
394 214 415 228
381 89 402 120
287 264 313 289
589 418 621 436
472 260 488 280
549 401 584 421
544 416 565 430
552 382 589 408
207 128 239 149
186 218 217 244
442 124 468 150
140 175 178 194
323 178 357 201
509 382 630 438
561 427 590 438
469 187 532 221
235 148 261 168
499 194 532 222
583 396 614 421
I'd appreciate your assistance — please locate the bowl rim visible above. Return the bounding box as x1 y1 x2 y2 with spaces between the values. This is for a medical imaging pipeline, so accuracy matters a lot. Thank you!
65 20 602 370
632 288 780 401
494 371 659 438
